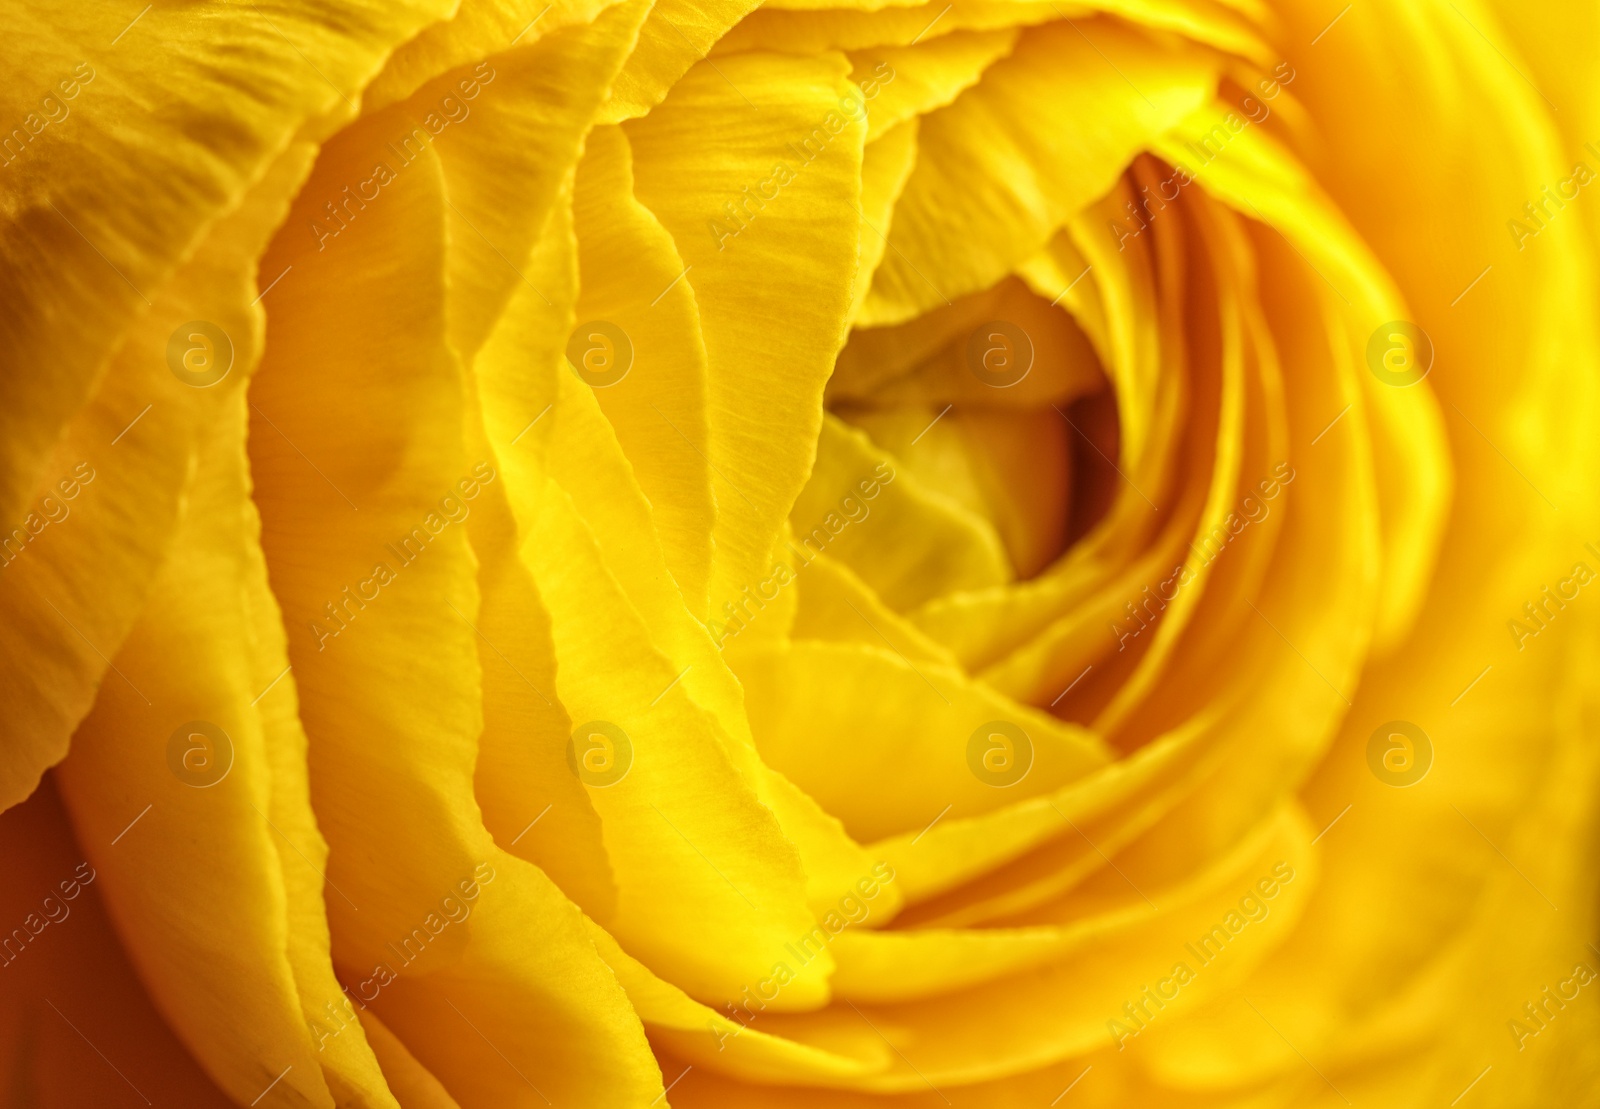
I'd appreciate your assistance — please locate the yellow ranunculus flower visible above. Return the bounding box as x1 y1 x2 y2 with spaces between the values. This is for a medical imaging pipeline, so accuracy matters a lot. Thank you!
1 0 1597 1106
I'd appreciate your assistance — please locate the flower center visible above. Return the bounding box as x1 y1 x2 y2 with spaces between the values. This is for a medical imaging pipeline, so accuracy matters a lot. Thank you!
824 275 1117 582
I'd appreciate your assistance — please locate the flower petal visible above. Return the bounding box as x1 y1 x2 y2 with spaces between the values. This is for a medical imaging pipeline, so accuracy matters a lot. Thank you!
0 778 237 1107
0 0 449 542
739 640 1109 842
250 102 663 1108
625 52 869 622
859 18 1216 325
55 394 355 1109
573 124 716 615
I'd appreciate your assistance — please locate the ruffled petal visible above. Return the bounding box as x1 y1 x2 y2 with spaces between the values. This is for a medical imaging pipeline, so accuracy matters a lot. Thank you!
859 19 1216 325
625 52 869 622
250 101 663 1108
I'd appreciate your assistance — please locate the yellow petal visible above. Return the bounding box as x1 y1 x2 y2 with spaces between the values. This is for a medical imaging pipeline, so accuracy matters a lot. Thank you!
250 102 663 1108
625 52 869 622
905 197 1187 674
831 803 1312 1010
56 393 353 1109
0 0 449 541
574 123 716 615
740 640 1109 842
676 802 1316 1093
590 922 893 1084
0 778 238 1106
363 0 619 113
860 18 1216 325
1134 2 1598 1099
788 549 958 667
476 186 832 1008
717 2 1070 55
600 0 766 123
794 414 1011 611
847 30 1020 143
850 119 919 322
430 0 651 363
357 1012 463 1109
1152 104 1450 652
462 428 620 921
834 274 1107 413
